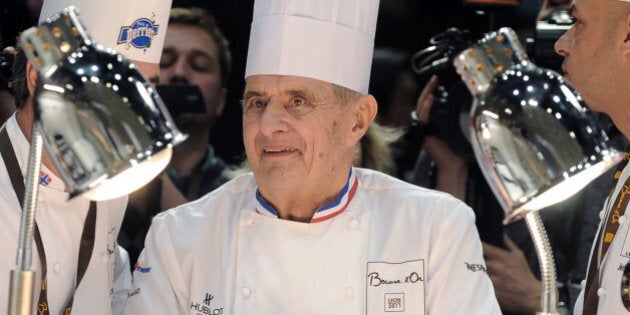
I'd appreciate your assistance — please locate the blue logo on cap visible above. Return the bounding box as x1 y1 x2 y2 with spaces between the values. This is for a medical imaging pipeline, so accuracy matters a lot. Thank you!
117 18 159 51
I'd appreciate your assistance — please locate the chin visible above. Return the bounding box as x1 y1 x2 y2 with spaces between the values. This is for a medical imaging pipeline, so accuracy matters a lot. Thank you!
255 167 298 189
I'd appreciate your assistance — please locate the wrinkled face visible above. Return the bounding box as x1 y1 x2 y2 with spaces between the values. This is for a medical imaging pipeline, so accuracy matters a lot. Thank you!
160 24 225 128
242 75 356 192
554 0 627 116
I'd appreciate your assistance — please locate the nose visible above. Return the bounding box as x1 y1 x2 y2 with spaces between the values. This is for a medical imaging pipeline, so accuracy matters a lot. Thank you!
163 57 189 84
554 27 572 58
258 99 290 136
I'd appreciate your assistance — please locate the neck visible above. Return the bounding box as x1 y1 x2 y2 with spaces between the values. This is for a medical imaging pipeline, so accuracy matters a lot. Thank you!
169 130 210 176
618 122 630 143
15 107 33 142
260 190 336 222
257 166 353 222
15 106 60 176
610 111 630 147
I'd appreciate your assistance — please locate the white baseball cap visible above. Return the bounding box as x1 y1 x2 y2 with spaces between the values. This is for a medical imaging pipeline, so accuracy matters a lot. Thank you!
38 0 172 63
245 0 380 94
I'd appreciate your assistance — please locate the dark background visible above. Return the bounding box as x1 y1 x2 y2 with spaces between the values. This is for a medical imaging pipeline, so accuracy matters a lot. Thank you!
0 0 546 164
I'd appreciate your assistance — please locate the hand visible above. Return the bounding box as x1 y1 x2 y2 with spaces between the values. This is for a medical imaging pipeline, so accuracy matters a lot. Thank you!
483 234 541 314
415 75 467 200
415 75 438 127
3 46 16 54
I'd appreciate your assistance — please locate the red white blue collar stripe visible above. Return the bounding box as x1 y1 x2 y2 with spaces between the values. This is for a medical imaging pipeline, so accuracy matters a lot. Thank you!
255 167 359 223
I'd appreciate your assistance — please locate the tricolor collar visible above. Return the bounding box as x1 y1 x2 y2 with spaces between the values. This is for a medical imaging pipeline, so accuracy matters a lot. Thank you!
255 167 359 223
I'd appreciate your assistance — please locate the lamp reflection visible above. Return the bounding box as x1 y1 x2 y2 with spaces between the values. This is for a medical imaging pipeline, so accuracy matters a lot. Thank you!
455 35 621 222
10 6 186 315
22 8 186 199
454 27 622 314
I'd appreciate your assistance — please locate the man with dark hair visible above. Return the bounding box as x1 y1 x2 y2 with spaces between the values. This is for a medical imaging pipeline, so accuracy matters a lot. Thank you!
161 7 234 200
11 45 29 110
118 7 237 268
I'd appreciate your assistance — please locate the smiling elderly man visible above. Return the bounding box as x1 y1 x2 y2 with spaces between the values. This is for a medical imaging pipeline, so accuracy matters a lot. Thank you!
124 0 501 314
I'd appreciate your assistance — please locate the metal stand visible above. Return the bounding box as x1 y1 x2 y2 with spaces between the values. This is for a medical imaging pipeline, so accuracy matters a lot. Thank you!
8 125 43 315
525 211 560 315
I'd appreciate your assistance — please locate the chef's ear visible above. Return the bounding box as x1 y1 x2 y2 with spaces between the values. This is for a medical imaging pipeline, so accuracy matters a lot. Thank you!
348 94 377 143
26 60 38 96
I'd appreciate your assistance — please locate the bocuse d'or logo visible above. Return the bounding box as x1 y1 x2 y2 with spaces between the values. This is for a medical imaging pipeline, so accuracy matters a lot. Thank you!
117 17 159 51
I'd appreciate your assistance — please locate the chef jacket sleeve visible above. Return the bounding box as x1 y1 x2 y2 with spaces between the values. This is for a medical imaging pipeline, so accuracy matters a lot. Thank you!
426 201 502 314
112 244 131 315
123 213 188 314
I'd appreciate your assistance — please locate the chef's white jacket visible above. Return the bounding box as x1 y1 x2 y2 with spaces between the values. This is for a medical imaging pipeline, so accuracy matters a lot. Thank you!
0 114 131 314
126 167 501 314
573 161 630 314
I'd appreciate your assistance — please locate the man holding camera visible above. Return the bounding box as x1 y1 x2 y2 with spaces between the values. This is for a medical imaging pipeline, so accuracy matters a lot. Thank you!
119 6 236 269
160 7 234 200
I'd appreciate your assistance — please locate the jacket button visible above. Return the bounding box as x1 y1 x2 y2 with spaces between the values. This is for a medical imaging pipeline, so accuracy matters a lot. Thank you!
53 263 61 274
599 210 606 220
619 216 627 225
597 287 606 297
241 287 252 298
348 219 359 230
344 287 354 300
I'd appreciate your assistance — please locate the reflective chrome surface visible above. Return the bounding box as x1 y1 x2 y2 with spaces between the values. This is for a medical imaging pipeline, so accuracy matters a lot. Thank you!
455 27 622 224
455 27 622 315
21 7 185 198
454 28 528 96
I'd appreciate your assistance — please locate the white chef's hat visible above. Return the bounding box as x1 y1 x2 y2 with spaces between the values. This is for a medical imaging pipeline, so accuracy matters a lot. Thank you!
245 0 380 94
38 0 172 63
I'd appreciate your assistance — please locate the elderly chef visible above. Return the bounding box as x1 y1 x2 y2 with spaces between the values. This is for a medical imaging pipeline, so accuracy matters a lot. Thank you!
0 0 171 314
124 0 502 314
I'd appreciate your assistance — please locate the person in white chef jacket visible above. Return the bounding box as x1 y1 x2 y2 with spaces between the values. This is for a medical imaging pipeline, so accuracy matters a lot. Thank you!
125 0 502 314
0 0 172 314
554 0 630 314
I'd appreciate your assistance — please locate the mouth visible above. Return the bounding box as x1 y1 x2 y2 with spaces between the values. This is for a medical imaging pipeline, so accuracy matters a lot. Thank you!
262 147 298 156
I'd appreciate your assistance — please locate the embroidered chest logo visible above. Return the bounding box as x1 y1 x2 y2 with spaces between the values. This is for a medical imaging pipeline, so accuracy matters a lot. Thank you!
190 292 224 315
39 171 52 186
117 14 159 52
366 260 426 314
